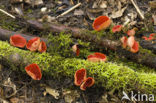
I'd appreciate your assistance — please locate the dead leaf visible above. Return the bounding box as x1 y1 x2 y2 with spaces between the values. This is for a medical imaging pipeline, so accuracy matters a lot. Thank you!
63 89 80 103
152 15 156 25
10 97 24 103
149 1 156 9
110 6 127 19
99 1 107 9
74 9 84 16
44 86 59 99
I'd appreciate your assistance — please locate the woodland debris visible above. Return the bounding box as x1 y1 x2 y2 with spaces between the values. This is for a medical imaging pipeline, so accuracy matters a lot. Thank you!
110 6 127 19
43 86 60 99
0 27 156 68
10 0 23 4
149 0 156 9
130 0 144 20
153 15 156 25
62 89 80 103
9 97 24 103
0 9 16 19
56 3 81 18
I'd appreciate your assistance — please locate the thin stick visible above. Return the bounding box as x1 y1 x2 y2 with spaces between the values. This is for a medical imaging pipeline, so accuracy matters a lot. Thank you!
130 0 144 20
56 3 81 18
0 9 16 19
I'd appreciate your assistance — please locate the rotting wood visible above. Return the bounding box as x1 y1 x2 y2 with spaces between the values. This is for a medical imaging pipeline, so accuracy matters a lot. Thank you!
0 27 156 69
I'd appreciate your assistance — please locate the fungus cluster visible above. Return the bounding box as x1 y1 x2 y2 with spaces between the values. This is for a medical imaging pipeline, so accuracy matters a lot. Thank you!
142 33 156 41
27 37 47 53
120 30 139 53
74 68 94 91
10 34 47 53
92 16 140 53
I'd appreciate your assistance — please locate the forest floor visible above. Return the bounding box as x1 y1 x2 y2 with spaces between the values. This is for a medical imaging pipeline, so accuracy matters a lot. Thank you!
0 0 156 103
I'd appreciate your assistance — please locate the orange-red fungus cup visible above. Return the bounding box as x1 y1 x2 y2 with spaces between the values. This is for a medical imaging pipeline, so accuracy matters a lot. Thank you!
72 44 80 56
10 34 27 48
127 29 135 36
87 52 107 62
74 68 86 86
130 41 139 53
25 63 42 80
92 16 111 31
38 41 47 53
80 77 95 91
120 36 128 48
112 25 122 33
26 37 40 51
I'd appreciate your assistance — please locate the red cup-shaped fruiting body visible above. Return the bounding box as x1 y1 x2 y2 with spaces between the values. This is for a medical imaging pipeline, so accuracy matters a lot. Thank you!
112 25 122 33
10 34 27 48
87 52 107 62
120 36 128 48
38 41 47 53
74 68 86 86
92 16 111 31
80 77 95 91
26 37 40 51
130 41 139 53
127 36 135 48
127 29 135 36
72 44 80 56
25 63 42 80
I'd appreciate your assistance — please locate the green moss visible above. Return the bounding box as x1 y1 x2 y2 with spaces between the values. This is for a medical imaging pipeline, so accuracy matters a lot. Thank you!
0 41 155 94
0 11 20 31
48 32 91 58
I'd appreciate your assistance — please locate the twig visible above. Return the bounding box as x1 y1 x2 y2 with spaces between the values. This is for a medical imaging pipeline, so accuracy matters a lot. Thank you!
130 0 144 20
56 3 81 18
0 9 16 19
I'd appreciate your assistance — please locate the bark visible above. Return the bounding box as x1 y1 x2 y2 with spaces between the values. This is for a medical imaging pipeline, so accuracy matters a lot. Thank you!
26 20 156 53
0 27 47 42
0 27 156 68
0 41 155 94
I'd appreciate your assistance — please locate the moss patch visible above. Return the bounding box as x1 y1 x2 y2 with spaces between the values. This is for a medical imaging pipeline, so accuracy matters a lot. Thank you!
0 41 155 94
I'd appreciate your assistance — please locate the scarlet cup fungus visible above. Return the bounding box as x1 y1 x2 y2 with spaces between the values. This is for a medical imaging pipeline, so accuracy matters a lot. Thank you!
130 41 139 53
26 37 40 51
72 44 80 56
120 36 128 48
25 63 42 80
80 77 95 91
142 33 155 41
10 34 27 48
38 41 47 53
92 16 111 31
127 29 135 36
74 68 86 86
87 52 107 62
112 25 122 33
127 36 135 48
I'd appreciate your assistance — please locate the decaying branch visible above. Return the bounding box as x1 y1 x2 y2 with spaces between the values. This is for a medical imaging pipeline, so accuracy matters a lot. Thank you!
25 20 156 53
0 41 155 94
0 27 156 69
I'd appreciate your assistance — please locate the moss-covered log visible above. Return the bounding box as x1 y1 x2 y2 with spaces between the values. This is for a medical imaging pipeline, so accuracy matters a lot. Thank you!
0 27 156 69
0 41 156 95
26 20 156 53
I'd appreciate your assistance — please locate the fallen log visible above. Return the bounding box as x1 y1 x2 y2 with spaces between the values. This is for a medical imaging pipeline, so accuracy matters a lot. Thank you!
0 27 156 69
0 41 155 95
25 20 156 53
